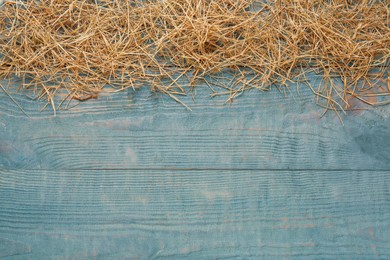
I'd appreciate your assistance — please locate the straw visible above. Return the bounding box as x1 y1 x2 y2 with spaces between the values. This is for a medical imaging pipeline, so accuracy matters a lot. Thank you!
0 0 389 112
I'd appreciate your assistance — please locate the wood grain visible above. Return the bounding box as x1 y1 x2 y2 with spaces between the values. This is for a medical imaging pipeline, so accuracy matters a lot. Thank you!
1 76 390 171
1 168 389 259
1 74 390 258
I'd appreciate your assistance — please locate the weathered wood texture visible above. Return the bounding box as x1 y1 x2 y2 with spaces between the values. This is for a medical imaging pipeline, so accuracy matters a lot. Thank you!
1 169 390 259
1 75 390 258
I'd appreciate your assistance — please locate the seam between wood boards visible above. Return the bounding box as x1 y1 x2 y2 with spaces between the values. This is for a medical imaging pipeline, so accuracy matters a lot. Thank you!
1 167 389 172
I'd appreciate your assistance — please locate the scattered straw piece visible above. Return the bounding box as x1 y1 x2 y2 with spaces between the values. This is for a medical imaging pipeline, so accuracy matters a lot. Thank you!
0 82 30 117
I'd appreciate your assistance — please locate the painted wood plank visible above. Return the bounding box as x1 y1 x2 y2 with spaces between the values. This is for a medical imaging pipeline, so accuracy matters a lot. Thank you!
1 74 389 258
1 76 390 170
0 168 389 259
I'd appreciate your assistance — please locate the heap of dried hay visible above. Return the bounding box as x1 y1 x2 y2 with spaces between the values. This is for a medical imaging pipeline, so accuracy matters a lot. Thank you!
0 0 389 113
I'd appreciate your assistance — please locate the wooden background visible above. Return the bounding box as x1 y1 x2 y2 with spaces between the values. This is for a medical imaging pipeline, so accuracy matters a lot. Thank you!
1 74 390 259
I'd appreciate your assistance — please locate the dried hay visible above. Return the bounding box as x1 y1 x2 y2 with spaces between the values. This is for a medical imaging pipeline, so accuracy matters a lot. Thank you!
0 0 389 114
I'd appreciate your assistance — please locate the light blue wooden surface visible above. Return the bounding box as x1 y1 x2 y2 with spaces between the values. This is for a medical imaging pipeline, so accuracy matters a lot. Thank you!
1 75 390 258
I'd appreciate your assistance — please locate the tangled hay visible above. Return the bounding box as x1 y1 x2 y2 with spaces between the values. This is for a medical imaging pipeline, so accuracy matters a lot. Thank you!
0 0 389 114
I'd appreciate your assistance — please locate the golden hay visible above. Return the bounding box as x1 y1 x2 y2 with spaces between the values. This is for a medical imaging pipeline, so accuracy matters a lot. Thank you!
0 0 389 113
